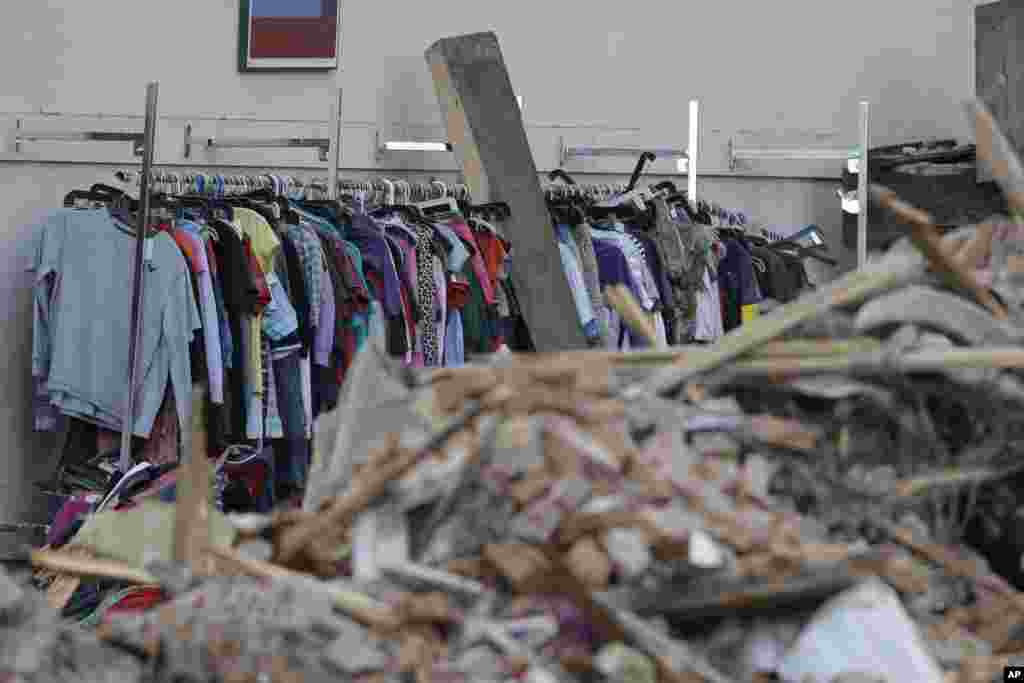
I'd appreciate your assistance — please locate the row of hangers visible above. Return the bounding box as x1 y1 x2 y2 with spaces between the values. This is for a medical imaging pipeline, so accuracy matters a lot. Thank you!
113 170 477 204
107 170 512 228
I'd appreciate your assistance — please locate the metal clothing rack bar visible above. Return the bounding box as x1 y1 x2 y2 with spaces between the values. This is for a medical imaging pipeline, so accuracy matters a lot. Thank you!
183 126 330 161
562 145 688 162
327 87 343 201
688 100 700 203
120 81 160 473
856 100 870 269
728 100 871 268
558 99 701 202
728 146 857 164
14 122 147 156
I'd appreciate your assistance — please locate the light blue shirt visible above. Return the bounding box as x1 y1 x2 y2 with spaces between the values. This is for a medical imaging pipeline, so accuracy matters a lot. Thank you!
30 209 200 438
555 225 599 341
444 310 465 367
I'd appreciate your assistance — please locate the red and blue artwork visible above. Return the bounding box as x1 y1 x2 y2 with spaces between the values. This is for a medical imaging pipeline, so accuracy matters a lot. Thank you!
241 0 339 70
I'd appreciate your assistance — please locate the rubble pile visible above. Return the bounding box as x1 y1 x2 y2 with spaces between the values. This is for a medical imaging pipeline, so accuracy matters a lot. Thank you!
8 104 1024 683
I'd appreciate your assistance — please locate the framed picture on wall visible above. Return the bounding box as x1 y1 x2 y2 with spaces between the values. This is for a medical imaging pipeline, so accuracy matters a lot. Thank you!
238 0 340 72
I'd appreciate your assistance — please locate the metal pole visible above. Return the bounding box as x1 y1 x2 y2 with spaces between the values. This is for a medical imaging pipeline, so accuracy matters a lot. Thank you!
688 99 699 202
857 100 870 269
327 86 343 200
119 82 159 473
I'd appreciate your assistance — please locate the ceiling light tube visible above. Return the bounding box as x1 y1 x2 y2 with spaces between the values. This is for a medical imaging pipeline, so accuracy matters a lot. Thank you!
381 141 452 153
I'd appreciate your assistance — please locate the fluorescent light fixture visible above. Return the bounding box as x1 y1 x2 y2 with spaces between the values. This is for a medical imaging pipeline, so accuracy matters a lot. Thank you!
381 141 451 153
847 157 860 174
676 157 689 174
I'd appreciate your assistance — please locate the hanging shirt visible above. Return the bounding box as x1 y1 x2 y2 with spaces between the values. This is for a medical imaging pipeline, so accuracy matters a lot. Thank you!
313 268 336 368
694 267 725 343
29 208 200 438
448 220 496 305
206 237 234 371
444 310 465 367
554 225 599 341
434 223 472 274
434 254 447 363
346 213 404 318
235 207 281 399
178 222 225 404
719 238 764 332
592 239 641 351
592 225 658 312
282 223 324 335
571 223 608 345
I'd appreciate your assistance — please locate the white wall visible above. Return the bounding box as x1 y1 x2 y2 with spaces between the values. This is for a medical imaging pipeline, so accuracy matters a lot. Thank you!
0 0 977 523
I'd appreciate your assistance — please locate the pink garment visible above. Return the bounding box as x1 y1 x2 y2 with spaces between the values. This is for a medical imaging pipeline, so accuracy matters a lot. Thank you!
449 220 496 305
434 255 447 364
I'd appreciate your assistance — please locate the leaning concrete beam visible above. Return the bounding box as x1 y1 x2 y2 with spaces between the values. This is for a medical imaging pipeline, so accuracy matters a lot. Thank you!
426 32 588 352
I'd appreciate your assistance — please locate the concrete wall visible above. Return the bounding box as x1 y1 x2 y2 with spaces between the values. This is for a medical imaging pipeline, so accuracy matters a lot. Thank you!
0 0 977 523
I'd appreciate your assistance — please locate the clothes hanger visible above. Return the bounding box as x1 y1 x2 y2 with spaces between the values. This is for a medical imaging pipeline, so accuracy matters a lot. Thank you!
548 169 577 186
63 188 118 208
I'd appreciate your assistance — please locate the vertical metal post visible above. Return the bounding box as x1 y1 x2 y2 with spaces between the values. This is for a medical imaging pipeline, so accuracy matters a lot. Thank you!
857 100 870 269
688 99 700 203
119 82 159 473
327 86 343 200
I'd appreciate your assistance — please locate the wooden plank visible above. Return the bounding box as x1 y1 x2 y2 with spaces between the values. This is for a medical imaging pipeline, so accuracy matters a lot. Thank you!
173 383 215 575
425 32 588 352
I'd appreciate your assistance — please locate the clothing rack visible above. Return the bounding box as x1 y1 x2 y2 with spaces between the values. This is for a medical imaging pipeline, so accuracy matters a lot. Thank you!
560 100 700 202
728 101 870 268
123 83 160 473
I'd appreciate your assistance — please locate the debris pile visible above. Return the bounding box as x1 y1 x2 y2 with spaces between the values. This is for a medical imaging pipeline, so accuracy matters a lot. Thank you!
7 99 1024 683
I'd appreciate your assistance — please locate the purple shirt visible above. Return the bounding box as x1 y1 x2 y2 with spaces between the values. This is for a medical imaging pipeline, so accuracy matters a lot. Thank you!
630 230 673 310
347 213 404 317
593 239 642 299
313 267 335 367
721 239 764 306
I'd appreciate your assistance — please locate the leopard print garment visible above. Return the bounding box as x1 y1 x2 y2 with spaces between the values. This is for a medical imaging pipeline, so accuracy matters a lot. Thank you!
414 223 439 365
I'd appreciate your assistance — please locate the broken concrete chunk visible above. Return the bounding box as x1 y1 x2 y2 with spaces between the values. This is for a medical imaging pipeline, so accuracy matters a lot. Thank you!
324 628 390 674
511 497 565 544
236 538 274 563
855 285 1022 346
494 416 546 473
380 562 487 602
688 530 727 570
595 642 658 683
454 645 509 680
353 501 410 583
778 578 943 683
390 450 472 510
0 568 24 613
544 415 623 476
603 528 653 581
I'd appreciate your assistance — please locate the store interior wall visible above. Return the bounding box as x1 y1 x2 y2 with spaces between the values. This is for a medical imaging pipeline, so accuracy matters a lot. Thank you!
0 0 976 524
